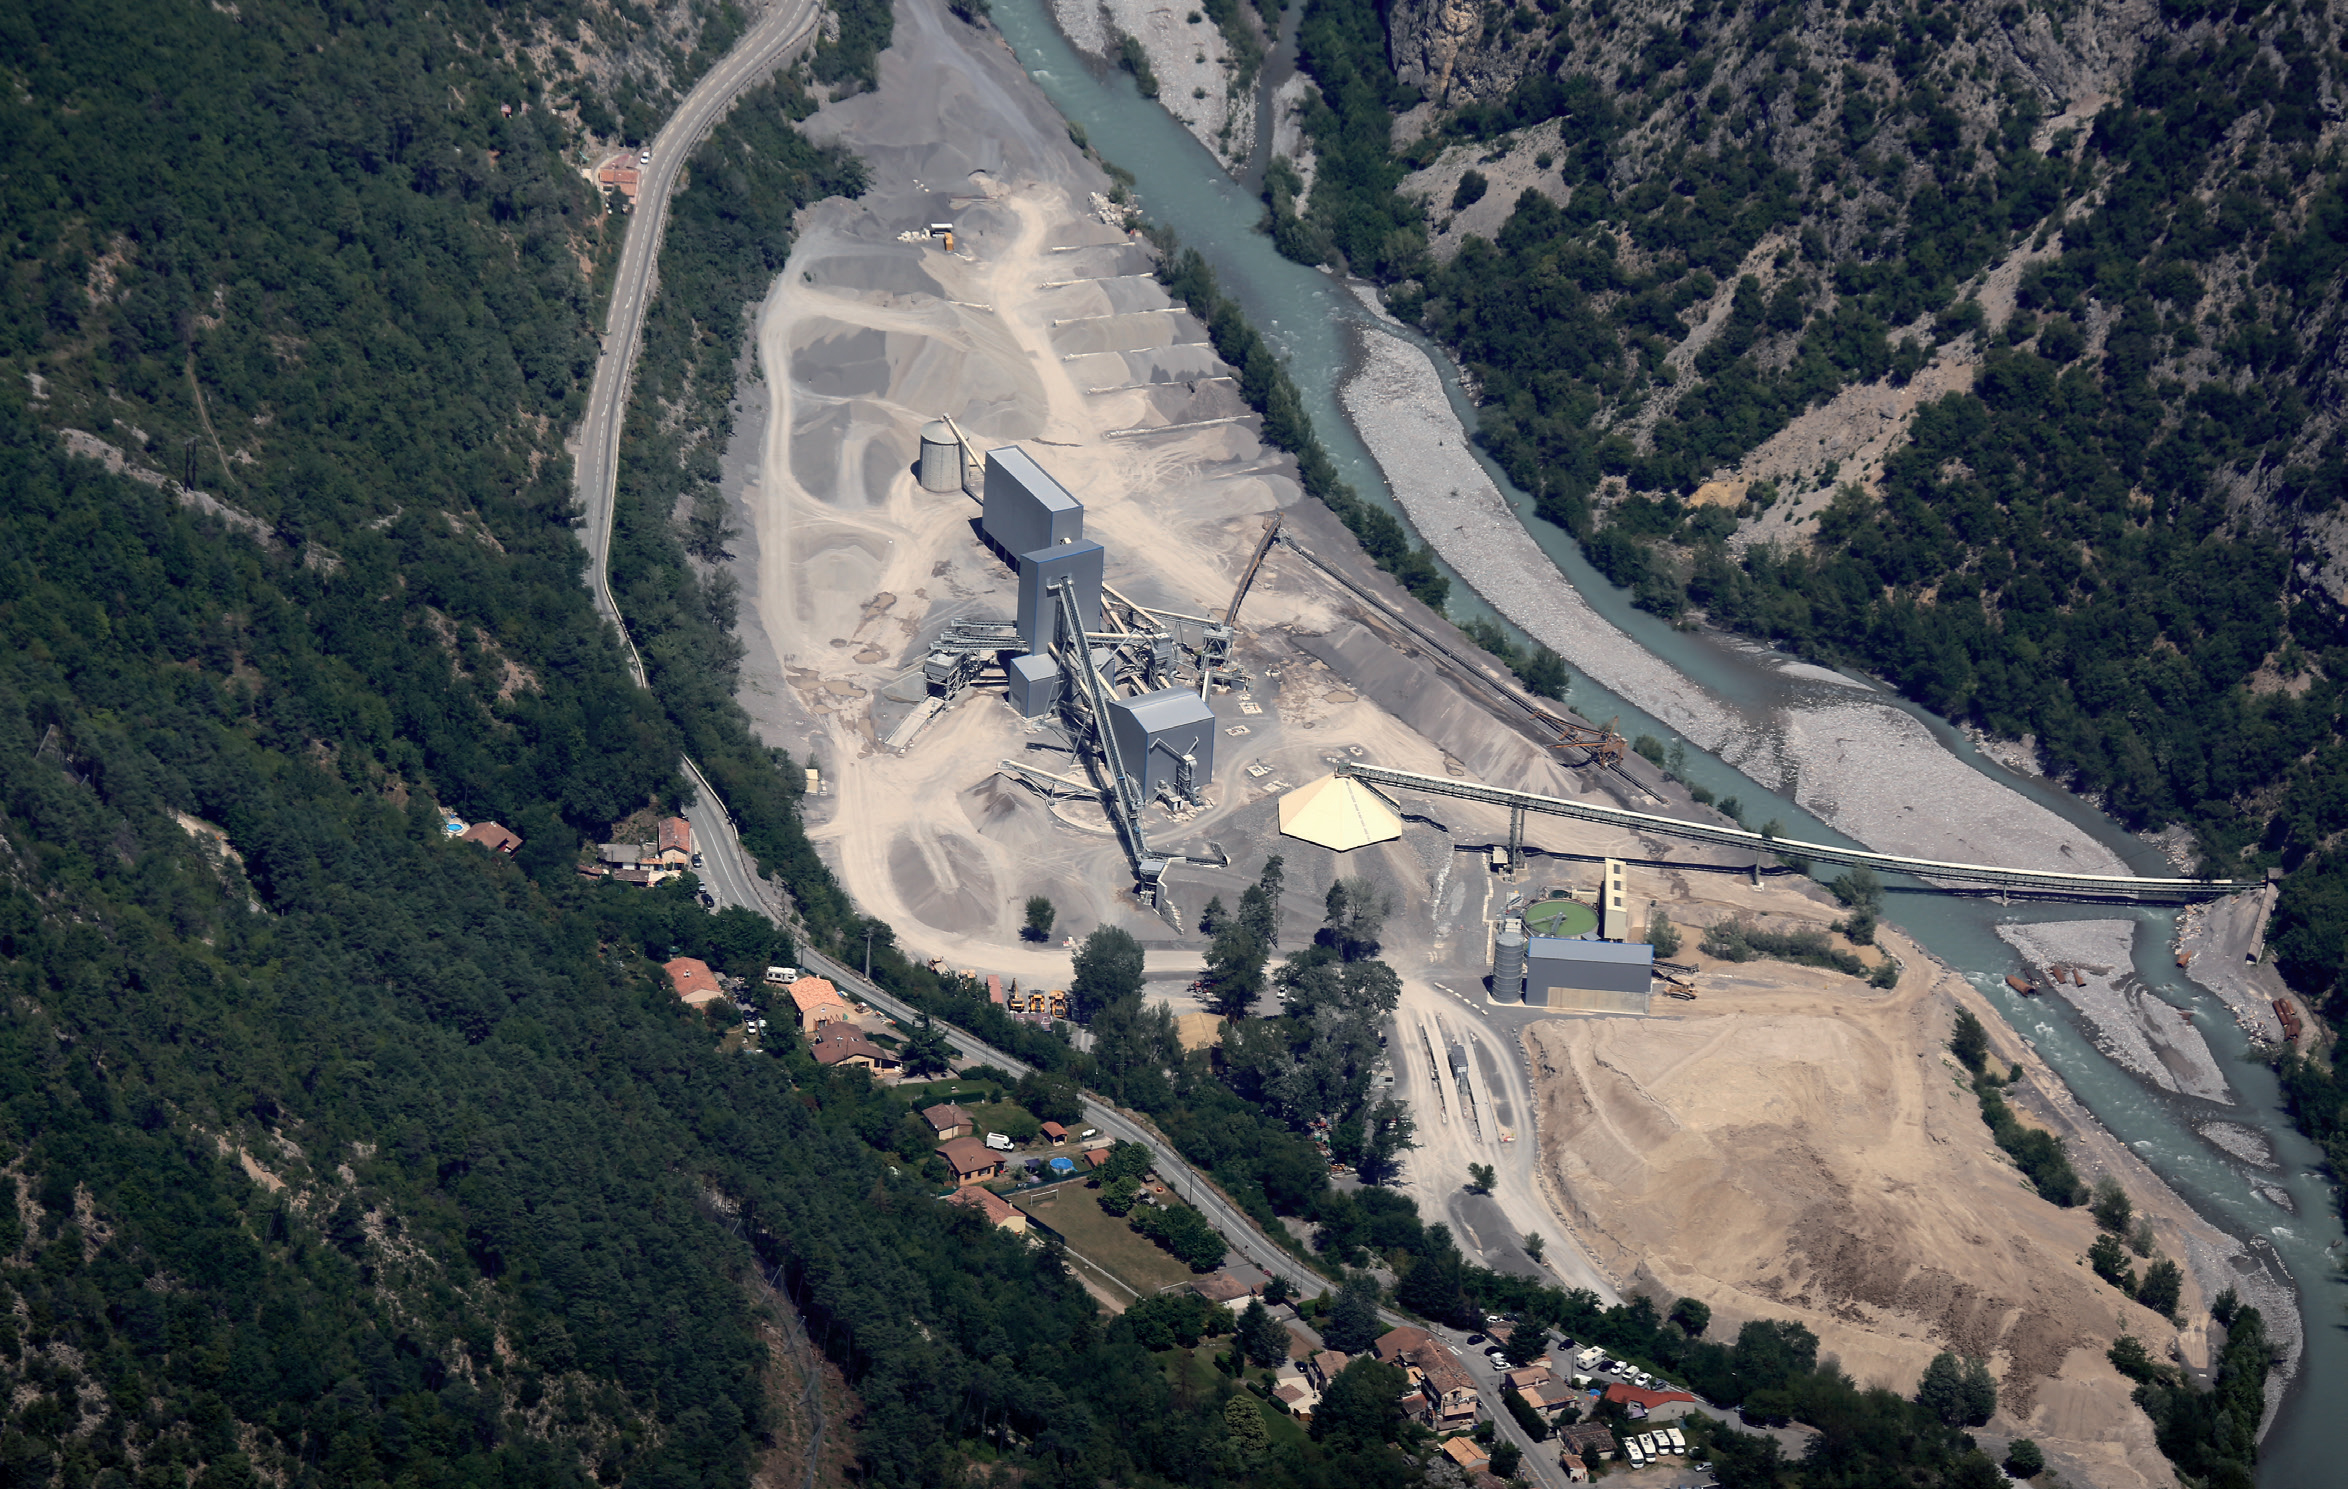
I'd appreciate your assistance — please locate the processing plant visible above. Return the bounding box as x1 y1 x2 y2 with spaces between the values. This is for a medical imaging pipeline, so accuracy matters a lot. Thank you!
916 433 1266 918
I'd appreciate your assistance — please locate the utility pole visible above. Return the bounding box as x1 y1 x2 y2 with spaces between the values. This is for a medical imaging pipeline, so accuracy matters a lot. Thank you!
863 925 876 980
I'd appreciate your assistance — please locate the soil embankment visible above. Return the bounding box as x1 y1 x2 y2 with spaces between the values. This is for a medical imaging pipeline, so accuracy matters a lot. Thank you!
1526 913 2257 1489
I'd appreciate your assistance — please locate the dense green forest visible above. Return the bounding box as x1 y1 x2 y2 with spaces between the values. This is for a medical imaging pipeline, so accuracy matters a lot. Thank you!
0 0 1443 1483
1276 0 2348 1228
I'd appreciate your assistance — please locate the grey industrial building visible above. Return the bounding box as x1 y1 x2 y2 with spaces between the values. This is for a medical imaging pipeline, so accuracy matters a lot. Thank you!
1016 539 1105 654
1522 937 1653 1014
1005 653 1061 718
1106 689 1217 800
983 448 1084 558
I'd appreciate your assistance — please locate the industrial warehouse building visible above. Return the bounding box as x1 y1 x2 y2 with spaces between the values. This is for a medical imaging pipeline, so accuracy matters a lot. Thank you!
1520 938 1654 1013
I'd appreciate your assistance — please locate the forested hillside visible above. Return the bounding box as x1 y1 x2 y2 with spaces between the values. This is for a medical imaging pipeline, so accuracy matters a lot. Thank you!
1277 0 2348 1173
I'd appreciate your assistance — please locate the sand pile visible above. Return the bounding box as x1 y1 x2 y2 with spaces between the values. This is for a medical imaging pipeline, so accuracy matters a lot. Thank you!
1526 951 2210 1489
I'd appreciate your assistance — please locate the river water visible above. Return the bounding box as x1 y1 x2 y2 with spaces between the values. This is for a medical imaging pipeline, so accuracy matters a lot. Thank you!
988 1 2343 1476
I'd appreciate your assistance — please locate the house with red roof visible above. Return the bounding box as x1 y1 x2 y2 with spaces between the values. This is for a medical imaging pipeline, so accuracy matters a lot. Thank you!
1602 1381 1699 1421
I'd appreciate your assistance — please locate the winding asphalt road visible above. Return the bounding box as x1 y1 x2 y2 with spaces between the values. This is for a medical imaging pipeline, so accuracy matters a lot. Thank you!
573 0 825 688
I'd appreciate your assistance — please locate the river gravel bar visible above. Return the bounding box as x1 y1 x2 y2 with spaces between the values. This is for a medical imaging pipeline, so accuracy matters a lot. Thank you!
1997 921 2232 1104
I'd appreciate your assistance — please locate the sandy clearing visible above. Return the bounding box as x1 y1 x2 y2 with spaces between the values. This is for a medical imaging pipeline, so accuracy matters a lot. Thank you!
1525 910 2243 1489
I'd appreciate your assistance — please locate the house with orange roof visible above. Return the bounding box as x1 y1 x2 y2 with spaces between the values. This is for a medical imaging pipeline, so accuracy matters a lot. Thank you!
663 957 725 1010
789 977 851 1033
944 1186 1026 1234
1602 1381 1699 1421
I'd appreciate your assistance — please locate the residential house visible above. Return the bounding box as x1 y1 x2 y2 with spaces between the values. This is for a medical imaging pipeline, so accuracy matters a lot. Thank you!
1272 1380 1312 1416
1517 1380 1579 1421
810 1024 898 1074
459 822 522 855
790 978 851 1034
596 160 641 199
1556 1422 1618 1463
655 817 693 868
1371 1327 1478 1430
944 1186 1027 1235
1303 1350 1348 1392
593 842 647 875
923 1103 974 1140
1502 1365 1554 1395
663 957 726 1010
1439 1438 1490 1474
937 1136 1004 1186
1039 1121 1068 1146
1603 1382 1699 1421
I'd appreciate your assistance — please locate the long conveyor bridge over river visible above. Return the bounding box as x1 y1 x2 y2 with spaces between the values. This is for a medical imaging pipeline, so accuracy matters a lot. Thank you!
1335 762 2264 903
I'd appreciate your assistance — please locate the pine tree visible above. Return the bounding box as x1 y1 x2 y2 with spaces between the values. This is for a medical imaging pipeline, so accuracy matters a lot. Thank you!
1219 1394 1271 1474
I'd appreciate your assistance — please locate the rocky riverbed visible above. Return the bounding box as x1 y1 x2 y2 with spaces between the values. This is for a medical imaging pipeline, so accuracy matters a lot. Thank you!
1995 920 2233 1105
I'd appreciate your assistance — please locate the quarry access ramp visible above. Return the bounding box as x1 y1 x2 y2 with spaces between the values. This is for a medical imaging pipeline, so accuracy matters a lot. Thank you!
1336 761 2263 903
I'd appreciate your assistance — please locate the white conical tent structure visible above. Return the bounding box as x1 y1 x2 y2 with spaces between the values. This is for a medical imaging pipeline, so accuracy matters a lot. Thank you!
1278 774 1404 852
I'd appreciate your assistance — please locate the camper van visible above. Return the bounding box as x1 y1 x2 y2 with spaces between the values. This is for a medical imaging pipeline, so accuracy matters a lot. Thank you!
1665 1426 1687 1453
1575 1346 1603 1370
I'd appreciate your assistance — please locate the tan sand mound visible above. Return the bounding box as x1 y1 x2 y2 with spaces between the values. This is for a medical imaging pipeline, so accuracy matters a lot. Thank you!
1529 956 2203 1489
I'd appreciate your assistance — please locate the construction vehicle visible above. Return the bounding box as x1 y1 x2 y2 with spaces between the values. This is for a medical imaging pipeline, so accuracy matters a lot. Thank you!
1534 708 1628 766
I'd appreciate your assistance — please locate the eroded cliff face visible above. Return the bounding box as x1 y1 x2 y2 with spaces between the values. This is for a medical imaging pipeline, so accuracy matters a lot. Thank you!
1387 0 1531 105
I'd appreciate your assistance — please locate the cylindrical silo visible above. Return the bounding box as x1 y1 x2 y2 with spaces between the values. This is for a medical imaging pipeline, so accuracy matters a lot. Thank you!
1492 928 1527 1003
918 420 963 492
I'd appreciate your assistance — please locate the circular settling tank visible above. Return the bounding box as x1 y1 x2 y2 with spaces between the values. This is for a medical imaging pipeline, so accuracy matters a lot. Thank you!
1523 898 1598 938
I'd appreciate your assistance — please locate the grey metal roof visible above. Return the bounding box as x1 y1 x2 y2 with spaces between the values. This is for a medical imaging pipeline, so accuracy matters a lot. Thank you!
1113 688 1215 731
1526 938 1654 965
986 446 1081 515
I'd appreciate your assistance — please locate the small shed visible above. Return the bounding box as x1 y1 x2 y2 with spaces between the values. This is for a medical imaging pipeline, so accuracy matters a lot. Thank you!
1039 1121 1068 1146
